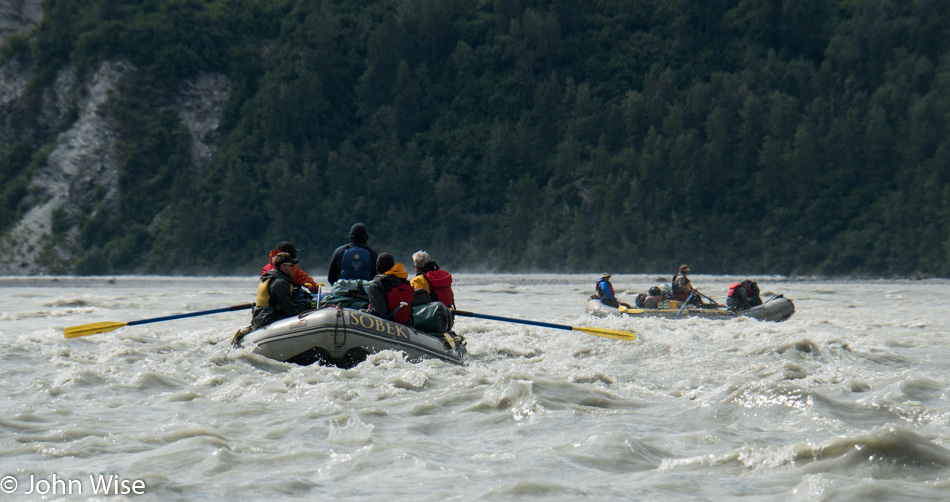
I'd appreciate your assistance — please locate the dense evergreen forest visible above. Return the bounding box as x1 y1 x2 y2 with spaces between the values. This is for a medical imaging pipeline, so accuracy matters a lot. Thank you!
2 0 949 277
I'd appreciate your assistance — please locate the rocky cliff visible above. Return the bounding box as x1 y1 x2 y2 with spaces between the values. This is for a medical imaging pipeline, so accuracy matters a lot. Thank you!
0 5 230 275
0 0 41 43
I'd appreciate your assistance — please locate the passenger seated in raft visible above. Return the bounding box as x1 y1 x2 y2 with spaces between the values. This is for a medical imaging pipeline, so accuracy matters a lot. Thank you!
327 223 378 285
641 286 665 309
410 250 455 308
261 241 319 291
233 253 303 340
364 253 414 325
727 280 763 311
593 273 632 309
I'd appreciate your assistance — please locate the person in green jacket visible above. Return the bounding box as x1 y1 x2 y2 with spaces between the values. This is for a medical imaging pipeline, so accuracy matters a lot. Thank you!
251 252 299 329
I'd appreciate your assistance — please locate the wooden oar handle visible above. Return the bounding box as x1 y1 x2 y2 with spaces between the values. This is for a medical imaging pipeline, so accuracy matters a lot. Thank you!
696 291 721 306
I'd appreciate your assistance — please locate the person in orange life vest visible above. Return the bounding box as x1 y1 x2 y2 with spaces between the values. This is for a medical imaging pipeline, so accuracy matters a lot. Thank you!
727 279 762 311
261 241 319 290
409 250 455 308
671 264 702 306
251 252 299 329
364 253 414 325
594 273 631 309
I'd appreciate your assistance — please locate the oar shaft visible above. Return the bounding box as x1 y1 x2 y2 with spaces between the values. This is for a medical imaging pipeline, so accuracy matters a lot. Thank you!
454 309 636 341
677 292 694 316
454 310 572 332
697 291 721 307
126 303 254 326
64 303 256 338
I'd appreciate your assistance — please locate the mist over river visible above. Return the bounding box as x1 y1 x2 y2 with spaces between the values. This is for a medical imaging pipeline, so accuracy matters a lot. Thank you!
1 274 949 501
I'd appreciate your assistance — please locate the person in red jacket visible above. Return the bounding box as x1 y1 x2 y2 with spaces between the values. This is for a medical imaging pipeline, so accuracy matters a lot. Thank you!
261 241 319 290
409 250 455 308
364 253 414 325
727 280 762 311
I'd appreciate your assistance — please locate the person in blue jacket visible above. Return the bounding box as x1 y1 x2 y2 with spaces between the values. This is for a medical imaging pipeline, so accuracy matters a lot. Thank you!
327 223 379 284
594 273 631 309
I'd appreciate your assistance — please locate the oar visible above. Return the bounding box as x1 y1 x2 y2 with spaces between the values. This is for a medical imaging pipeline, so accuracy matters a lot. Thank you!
617 305 644 315
696 291 722 307
676 292 694 316
64 303 254 338
453 310 636 341
386 301 409 320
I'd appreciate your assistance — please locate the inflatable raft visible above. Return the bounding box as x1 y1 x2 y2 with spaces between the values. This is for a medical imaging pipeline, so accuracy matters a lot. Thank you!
232 305 466 368
586 295 795 322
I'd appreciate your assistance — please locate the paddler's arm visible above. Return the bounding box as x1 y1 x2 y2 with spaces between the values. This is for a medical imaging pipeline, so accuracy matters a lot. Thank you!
363 278 388 318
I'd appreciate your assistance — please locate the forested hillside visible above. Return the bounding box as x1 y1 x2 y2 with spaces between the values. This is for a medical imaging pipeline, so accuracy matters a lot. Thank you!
2 0 949 277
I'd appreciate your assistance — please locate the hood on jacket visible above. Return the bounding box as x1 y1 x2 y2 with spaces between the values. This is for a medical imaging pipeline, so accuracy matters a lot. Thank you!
384 262 409 280
349 223 369 244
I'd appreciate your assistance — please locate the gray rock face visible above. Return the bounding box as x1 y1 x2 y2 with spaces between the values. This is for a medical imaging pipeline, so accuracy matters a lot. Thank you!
0 61 129 274
175 72 231 173
0 1 232 275
0 0 42 43
0 59 231 274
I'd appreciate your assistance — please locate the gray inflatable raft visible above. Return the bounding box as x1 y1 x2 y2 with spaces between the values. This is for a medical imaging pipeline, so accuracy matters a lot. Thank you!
586 295 795 322
233 305 466 368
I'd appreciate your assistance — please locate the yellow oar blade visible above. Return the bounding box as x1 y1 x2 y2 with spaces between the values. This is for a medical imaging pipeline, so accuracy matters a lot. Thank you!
572 326 637 341
63 303 255 339
618 306 644 315
64 321 130 338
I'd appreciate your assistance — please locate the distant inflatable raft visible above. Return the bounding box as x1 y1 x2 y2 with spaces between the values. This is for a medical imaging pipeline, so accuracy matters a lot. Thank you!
233 305 466 368
586 295 795 322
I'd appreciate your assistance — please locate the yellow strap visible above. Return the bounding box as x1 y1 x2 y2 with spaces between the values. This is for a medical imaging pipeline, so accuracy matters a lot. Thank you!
442 333 456 348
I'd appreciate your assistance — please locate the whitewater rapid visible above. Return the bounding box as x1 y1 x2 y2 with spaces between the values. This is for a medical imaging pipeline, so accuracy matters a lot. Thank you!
1 274 948 500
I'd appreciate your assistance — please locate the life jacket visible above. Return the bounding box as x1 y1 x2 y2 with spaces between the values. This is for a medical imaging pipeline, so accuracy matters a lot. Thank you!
595 278 614 299
424 269 454 307
727 282 742 298
385 281 414 324
255 270 292 308
252 271 294 329
672 273 692 295
340 245 372 280
256 277 274 307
